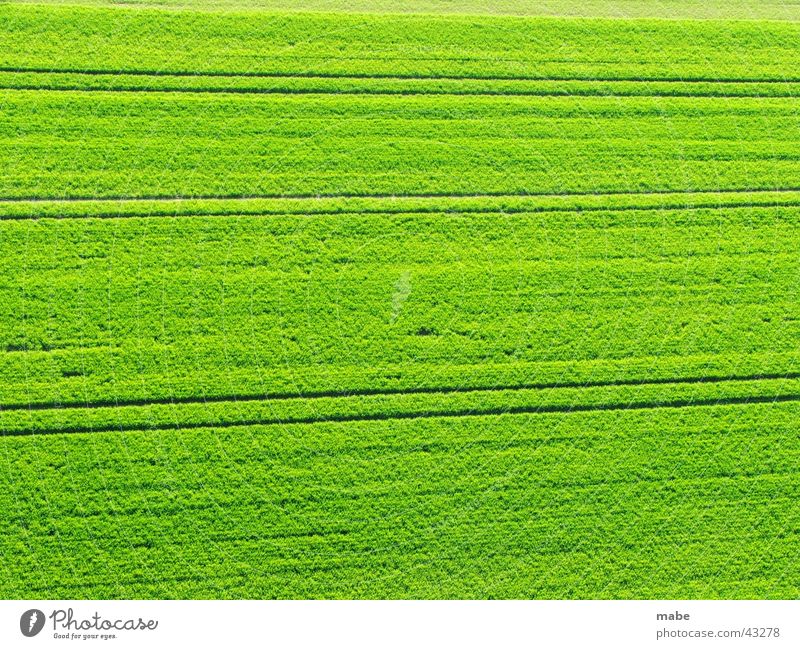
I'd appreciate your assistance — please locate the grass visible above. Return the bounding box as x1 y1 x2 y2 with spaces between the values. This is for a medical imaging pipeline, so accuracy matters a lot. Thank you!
6 92 800 198
0 1 798 599
6 0 800 20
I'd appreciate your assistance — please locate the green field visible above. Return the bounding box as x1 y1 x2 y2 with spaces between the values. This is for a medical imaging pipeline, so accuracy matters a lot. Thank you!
7 0 800 20
1 1 799 599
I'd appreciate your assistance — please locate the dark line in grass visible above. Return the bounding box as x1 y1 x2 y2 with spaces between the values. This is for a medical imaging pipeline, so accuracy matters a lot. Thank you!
3 84 797 98
3 199 800 221
0 371 797 413
2 66 799 84
3 187 800 204
3 394 799 437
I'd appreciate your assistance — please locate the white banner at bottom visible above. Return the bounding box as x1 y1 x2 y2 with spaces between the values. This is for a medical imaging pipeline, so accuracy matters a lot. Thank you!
0 600 796 649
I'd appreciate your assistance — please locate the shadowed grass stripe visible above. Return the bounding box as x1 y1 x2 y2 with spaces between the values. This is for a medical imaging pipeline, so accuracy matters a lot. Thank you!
4 187 800 204
3 394 799 437
3 200 800 221
5 85 798 99
1 372 798 414
3 66 800 84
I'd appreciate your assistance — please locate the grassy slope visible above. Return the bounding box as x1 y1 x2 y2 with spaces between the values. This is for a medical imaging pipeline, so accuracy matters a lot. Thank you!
0 3 798 598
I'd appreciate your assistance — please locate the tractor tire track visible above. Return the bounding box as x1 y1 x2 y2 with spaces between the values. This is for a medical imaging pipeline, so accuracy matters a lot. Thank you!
3 393 799 438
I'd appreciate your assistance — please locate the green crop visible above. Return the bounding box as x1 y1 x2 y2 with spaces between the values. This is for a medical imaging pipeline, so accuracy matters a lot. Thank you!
0 1 798 600
2 403 799 598
5 0 800 20
4 91 800 198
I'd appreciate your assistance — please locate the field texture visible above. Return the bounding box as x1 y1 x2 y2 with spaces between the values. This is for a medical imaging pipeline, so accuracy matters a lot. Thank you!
1 2 799 599
8 0 800 20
